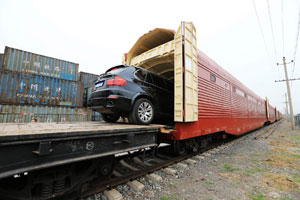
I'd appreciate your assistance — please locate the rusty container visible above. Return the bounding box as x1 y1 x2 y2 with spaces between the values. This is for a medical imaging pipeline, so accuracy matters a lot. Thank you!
92 111 102 121
295 114 300 127
0 70 84 107
1 46 79 81
0 54 3 68
0 104 92 123
83 87 93 107
79 72 98 107
79 71 99 88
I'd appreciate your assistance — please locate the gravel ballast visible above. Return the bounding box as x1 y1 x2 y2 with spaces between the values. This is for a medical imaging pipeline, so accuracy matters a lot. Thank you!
86 120 300 200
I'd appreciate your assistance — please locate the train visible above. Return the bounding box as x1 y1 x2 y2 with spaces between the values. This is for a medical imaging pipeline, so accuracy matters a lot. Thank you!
123 22 282 154
0 22 282 200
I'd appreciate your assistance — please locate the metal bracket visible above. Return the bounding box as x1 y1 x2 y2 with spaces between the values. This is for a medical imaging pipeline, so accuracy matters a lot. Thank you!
32 141 53 155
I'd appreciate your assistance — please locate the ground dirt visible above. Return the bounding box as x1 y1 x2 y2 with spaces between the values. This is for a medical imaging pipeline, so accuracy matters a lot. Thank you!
88 120 300 200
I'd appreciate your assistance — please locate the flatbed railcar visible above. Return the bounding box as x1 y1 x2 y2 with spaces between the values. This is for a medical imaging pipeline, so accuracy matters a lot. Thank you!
0 122 160 199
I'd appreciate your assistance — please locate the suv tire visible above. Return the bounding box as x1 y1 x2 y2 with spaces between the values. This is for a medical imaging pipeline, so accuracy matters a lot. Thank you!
129 98 154 125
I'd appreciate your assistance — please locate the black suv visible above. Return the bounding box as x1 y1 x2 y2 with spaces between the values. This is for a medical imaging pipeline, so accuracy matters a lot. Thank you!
88 65 174 125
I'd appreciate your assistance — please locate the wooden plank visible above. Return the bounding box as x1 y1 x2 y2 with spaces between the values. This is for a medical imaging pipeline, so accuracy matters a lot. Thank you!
0 122 163 142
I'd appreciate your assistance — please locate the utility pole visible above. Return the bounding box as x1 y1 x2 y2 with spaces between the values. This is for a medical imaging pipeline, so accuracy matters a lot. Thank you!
276 57 295 130
284 93 289 119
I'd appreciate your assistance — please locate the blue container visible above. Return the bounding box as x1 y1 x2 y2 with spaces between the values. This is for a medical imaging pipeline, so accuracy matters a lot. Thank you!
296 114 300 127
0 104 92 123
0 70 83 107
83 87 93 107
0 54 3 68
2 46 79 81
92 111 102 121
79 71 99 88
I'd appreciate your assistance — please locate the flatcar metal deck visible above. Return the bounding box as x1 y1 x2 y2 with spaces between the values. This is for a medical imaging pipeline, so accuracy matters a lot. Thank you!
0 122 161 179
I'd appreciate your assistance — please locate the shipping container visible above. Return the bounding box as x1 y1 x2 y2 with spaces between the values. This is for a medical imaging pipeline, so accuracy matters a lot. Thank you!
83 87 93 107
0 70 84 107
0 54 3 68
92 111 102 121
1 46 79 81
0 104 92 123
295 114 300 127
79 71 99 88
83 88 88 107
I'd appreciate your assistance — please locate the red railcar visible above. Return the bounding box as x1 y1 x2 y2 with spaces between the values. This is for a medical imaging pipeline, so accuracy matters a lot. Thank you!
267 105 277 123
174 50 268 140
124 22 279 149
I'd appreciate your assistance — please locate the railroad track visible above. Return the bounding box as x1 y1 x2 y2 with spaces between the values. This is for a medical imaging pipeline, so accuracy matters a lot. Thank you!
254 121 283 140
79 138 230 199
52 121 281 200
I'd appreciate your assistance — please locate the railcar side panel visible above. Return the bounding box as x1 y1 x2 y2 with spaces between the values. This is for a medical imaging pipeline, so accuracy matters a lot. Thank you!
173 52 268 140
269 105 276 123
197 64 231 119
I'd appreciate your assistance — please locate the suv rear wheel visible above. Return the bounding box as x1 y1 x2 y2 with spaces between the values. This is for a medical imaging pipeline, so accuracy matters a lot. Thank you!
129 98 154 125
101 114 120 123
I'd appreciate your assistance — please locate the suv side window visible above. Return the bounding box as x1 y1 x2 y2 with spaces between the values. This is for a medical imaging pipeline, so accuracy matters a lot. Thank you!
151 73 166 89
135 69 147 81
145 72 154 84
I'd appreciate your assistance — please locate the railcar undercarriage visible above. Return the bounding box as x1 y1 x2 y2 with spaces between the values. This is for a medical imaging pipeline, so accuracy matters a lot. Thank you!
0 122 159 200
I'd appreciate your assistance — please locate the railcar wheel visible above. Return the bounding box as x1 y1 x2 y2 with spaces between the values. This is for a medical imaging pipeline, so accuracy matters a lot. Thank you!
175 140 187 156
98 156 115 177
199 139 208 148
101 114 120 123
188 138 199 152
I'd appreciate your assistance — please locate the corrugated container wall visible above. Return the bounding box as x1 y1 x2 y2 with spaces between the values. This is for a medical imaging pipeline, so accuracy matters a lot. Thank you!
79 71 99 88
83 87 93 107
2 47 79 81
79 72 98 107
0 70 83 107
92 111 102 121
295 115 300 127
0 104 92 123
0 54 3 68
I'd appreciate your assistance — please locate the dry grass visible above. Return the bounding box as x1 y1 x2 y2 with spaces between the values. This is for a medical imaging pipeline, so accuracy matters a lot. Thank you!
283 142 298 148
272 147 293 154
269 140 280 146
264 173 300 191
265 154 299 169
218 173 243 180
269 140 297 148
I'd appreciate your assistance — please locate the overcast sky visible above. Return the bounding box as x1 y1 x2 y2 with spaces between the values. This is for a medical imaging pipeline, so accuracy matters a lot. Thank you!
0 0 299 114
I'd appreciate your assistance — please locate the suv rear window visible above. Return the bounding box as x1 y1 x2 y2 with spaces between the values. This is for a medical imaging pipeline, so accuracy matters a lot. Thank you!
106 66 127 75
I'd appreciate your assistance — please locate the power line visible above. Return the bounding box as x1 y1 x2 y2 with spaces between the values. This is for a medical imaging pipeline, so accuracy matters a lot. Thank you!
266 0 278 62
275 78 300 82
281 0 285 56
252 0 270 56
292 9 300 80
